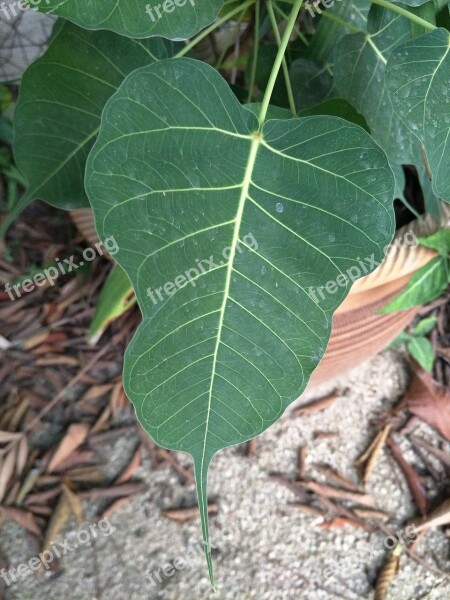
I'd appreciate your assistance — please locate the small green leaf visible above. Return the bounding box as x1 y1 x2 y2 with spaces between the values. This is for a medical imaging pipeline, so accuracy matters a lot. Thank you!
39 0 222 40
407 336 435 371
413 316 438 336
380 255 448 313
386 28 450 200
88 265 135 343
86 57 395 581
418 229 450 256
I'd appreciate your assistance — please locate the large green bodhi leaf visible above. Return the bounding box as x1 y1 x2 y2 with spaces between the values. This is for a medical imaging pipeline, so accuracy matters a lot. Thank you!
386 28 450 201
11 24 177 220
85 58 395 581
334 6 422 164
39 0 222 40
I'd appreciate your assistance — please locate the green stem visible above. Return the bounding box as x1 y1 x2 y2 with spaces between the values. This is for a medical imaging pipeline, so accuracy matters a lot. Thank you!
266 0 296 116
247 1 261 103
175 0 256 59
369 0 436 31
258 0 303 125
273 2 309 45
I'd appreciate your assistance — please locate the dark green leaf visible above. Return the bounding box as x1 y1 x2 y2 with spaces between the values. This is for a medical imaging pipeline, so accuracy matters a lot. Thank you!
290 58 335 110
334 6 422 164
85 57 395 579
298 99 369 131
386 28 450 201
13 24 178 212
39 0 222 40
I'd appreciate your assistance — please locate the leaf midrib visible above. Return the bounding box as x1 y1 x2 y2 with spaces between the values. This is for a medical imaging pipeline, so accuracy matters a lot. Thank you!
200 133 261 468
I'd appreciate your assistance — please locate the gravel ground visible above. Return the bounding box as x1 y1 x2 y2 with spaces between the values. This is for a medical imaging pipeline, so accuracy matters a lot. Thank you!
2 349 450 600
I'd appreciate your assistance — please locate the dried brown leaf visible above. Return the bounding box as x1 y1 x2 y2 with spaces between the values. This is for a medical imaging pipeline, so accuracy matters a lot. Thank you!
406 366 450 441
410 434 450 468
47 423 89 472
1 506 41 536
298 480 376 507
318 516 368 530
313 464 359 491
375 545 404 600
293 392 340 417
42 494 72 558
162 503 218 523
62 483 84 524
297 447 307 481
290 503 326 517
35 356 79 366
413 498 450 533
387 438 428 515
90 403 113 434
0 448 16 502
15 437 28 477
356 424 392 485
116 445 142 484
0 431 21 443
78 483 146 500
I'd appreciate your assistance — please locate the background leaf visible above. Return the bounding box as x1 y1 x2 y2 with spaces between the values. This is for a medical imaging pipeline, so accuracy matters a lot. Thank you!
12 23 178 214
86 58 395 579
290 58 335 110
334 5 421 164
39 0 222 40
407 336 434 371
386 28 450 200
380 255 448 312
418 229 450 256
412 315 438 335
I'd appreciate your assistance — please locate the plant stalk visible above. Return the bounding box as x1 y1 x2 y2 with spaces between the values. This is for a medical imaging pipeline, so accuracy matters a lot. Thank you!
369 0 436 31
266 0 297 115
258 0 303 125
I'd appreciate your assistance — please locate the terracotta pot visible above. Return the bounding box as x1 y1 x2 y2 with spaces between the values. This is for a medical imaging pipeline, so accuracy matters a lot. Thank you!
70 204 450 385
310 204 450 385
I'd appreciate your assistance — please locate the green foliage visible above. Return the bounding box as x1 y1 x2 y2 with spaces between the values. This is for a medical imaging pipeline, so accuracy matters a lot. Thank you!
386 28 450 200
381 230 450 313
88 265 135 343
3 0 450 584
39 0 223 39
85 56 394 579
391 316 438 371
13 25 178 212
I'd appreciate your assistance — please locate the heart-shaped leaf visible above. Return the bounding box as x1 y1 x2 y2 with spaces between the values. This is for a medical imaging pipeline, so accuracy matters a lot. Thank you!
334 6 421 164
39 0 223 40
85 58 395 581
8 23 177 230
386 28 450 201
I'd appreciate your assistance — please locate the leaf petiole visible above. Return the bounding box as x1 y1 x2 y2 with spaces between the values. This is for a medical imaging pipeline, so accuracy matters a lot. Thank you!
369 0 436 31
258 0 304 125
